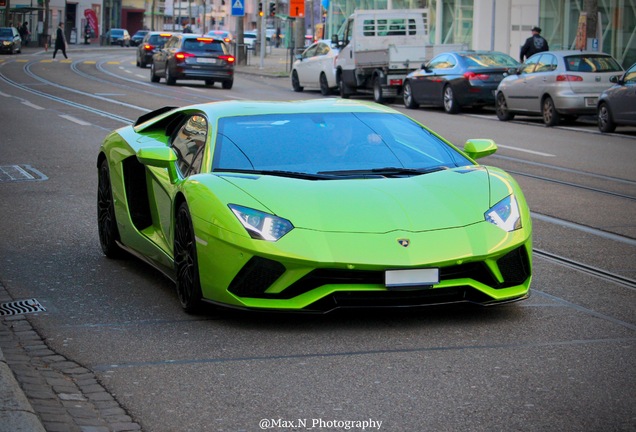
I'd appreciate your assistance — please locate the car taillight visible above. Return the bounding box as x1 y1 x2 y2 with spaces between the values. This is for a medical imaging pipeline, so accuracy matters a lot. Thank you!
556 74 583 82
175 52 195 62
219 54 235 64
224 37 231 43
464 71 490 80
143 44 155 51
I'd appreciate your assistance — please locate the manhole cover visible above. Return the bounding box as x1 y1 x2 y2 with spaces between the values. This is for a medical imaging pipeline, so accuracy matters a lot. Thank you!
0 165 48 182
0 299 46 316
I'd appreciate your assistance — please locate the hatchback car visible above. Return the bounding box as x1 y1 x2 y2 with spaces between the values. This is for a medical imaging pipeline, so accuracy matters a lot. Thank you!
206 30 233 44
106 28 131 47
291 39 340 96
403 51 520 114
151 34 235 88
136 31 175 68
496 51 624 126
0 27 22 54
597 62 636 133
130 29 148 47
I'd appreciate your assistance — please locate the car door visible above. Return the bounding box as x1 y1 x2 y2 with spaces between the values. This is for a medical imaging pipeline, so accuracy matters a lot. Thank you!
501 55 541 112
520 53 558 112
611 64 636 124
154 36 176 75
296 43 319 86
409 53 456 105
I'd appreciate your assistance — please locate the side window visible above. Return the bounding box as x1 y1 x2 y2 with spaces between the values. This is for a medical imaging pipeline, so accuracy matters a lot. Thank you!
534 54 556 72
302 44 318 59
519 56 540 74
171 115 208 177
428 54 452 70
624 65 636 84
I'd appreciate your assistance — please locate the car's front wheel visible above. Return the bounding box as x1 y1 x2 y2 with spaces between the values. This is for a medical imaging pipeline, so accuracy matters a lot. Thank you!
496 92 514 121
403 81 419 109
542 96 560 126
291 70 303 92
597 102 616 133
174 201 203 313
97 159 123 258
443 85 460 114
319 73 330 96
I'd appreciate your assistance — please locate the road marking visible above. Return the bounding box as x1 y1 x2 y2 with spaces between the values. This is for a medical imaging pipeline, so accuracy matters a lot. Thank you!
22 100 44 110
496 144 555 157
60 114 91 125
0 91 11 97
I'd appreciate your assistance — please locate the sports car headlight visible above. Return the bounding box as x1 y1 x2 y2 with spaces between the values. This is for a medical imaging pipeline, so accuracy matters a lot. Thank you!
229 205 293 241
485 195 522 232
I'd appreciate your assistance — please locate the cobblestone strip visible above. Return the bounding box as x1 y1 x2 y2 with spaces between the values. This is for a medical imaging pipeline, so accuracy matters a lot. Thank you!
1 306 142 432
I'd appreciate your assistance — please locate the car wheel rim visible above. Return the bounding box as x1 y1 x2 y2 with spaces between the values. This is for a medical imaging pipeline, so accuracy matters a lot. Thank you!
174 206 196 308
404 83 413 106
443 87 453 111
97 163 115 249
543 99 554 124
598 105 609 128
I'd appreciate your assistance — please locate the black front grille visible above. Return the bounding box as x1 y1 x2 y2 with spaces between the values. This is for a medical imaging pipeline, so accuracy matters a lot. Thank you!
228 256 286 297
497 246 531 286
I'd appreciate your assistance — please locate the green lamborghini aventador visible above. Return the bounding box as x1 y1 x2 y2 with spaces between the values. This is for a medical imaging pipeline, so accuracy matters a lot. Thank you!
97 98 532 313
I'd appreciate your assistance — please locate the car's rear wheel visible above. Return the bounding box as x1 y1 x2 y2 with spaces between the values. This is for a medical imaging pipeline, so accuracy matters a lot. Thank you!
205 79 215 86
495 92 514 121
97 159 123 258
291 70 303 92
166 66 176 85
319 73 330 96
139 58 147 68
373 76 386 104
403 81 419 109
150 63 160 82
174 201 203 313
443 85 460 114
597 102 616 133
222 79 233 89
542 96 559 126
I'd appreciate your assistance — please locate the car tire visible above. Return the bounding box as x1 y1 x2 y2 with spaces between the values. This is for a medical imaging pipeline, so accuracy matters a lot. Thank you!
166 66 176 85
97 159 123 259
291 70 303 92
205 79 215 87
373 76 386 104
222 79 233 90
338 74 352 99
597 102 616 133
174 201 203 314
443 85 460 114
319 73 330 96
542 96 559 126
495 92 514 121
403 81 419 109
150 63 160 82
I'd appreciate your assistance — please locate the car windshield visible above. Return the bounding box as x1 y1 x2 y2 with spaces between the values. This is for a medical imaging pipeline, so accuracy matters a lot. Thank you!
183 38 226 53
111 30 123 36
564 55 623 72
462 52 518 69
0 28 13 37
213 112 472 177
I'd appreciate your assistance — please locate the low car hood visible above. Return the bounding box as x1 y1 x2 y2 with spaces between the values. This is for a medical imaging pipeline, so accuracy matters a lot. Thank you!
220 167 491 233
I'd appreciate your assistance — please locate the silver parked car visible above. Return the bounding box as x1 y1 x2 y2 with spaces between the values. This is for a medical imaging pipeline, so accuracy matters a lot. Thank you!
495 51 624 126
291 39 340 96
597 62 636 133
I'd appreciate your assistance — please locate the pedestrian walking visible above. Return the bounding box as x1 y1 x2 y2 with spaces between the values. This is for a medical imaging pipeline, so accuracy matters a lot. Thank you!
19 22 30 46
520 26 549 62
53 22 68 59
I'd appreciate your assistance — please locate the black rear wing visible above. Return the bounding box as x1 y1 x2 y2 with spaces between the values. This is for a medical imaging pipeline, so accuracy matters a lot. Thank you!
134 106 178 127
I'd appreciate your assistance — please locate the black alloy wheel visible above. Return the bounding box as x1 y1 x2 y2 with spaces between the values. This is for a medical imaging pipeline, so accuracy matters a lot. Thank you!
174 201 203 313
97 159 123 258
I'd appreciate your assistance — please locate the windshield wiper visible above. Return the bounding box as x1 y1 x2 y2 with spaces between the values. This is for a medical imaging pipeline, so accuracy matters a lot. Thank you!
215 169 336 180
318 166 449 177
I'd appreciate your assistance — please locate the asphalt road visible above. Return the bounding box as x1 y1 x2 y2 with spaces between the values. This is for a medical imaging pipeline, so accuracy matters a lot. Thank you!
1 48 635 432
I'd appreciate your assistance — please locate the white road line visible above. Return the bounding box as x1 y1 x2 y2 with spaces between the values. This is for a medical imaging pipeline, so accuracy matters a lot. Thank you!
22 101 45 110
496 144 555 157
59 114 92 126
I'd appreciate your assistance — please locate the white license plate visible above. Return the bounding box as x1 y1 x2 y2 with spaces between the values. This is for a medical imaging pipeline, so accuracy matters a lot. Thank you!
385 268 439 288
585 97 598 107
197 58 217 64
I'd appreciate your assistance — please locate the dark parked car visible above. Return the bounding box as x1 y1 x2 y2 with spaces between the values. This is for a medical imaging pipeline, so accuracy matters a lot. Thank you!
597 62 636 133
105 28 131 47
130 30 149 47
403 51 520 114
0 27 22 54
136 31 175 68
151 34 235 89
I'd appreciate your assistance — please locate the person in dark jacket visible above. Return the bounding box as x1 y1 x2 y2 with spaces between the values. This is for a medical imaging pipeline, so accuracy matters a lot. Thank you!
53 22 68 59
520 26 549 62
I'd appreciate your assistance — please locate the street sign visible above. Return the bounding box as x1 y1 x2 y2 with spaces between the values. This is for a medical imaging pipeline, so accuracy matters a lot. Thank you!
231 0 245 16
289 0 304 17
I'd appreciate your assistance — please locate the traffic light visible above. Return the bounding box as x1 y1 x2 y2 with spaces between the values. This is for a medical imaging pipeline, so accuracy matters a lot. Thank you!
258 2 263 16
269 2 276 16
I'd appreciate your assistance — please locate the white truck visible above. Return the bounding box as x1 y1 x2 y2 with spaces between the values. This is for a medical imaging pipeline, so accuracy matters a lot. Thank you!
333 9 464 103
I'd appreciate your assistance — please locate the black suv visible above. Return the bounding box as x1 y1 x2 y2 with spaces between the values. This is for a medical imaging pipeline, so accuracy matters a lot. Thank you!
151 34 235 89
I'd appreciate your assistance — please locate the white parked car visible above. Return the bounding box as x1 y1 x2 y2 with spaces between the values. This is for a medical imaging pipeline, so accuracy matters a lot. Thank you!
290 39 340 96
495 50 624 126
